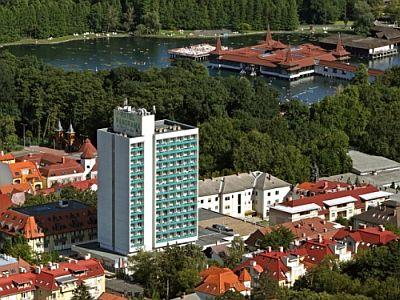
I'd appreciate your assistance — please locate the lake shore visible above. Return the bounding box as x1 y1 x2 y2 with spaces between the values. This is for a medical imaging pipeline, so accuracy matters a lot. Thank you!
0 24 352 48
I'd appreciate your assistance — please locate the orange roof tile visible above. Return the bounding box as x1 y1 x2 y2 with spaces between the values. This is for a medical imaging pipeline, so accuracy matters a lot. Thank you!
0 210 44 239
0 153 15 161
7 162 41 180
0 183 33 195
40 161 84 177
99 293 127 300
196 266 248 296
79 138 97 154
0 194 12 213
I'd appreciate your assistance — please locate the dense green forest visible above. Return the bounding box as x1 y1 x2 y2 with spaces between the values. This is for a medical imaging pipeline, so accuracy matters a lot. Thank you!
0 0 398 43
0 0 298 43
1 51 400 184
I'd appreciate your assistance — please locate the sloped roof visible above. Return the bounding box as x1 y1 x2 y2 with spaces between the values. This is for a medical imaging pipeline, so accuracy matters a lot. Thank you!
0 183 33 195
246 217 340 248
281 185 379 209
34 259 104 292
40 161 84 177
234 250 291 281
7 162 41 180
0 210 44 239
334 227 397 245
254 172 290 190
79 138 97 155
0 194 13 213
196 266 248 296
0 153 15 162
62 179 97 191
0 273 36 297
296 180 351 194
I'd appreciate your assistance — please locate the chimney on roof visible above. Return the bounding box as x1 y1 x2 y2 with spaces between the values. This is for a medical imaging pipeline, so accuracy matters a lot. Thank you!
302 232 306 238
324 181 328 189
322 220 326 225
0 151 3 156
34 266 41 274
288 196 293 201
348 225 353 231
318 234 323 243
62 156 66 164
279 246 284 252
300 195 304 199
379 225 385 232
267 246 272 253
251 260 257 267
359 224 366 229
323 228 328 233
85 253 91 260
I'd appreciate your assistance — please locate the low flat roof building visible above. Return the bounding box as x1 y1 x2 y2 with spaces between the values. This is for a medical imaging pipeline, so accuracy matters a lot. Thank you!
323 150 400 188
320 33 398 59
198 208 265 241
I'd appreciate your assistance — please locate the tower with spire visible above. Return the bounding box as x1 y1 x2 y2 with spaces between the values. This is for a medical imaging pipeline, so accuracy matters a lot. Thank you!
332 33 350 61
66 122 76 149
54 120 64 150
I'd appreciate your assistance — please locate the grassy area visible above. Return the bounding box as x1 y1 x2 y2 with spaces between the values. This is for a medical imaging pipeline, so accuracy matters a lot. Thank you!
0 32 131 47
0 24 355 47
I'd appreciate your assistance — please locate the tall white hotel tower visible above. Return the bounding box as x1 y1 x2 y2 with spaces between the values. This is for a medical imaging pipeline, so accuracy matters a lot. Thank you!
97 105 198 255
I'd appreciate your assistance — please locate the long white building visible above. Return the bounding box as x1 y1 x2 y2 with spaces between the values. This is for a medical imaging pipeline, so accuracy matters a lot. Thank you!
198 171 291 219
97 106 198 255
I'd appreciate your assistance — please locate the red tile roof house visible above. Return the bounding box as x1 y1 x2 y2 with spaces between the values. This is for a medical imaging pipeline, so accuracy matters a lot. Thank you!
334 225 398 253
0 257 105 300
269 185 391 225
0 200 97 253
298 235 352 267
294 180 352 197
195 266 251 299
245 217 342 251
234 247 307 287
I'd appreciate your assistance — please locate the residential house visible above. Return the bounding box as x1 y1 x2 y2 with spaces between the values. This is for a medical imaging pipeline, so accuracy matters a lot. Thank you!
334 225 398 253
234 247 306 287
0 161 43 190
0 257 105 300
246 217 342 251
0 183 33 206
198 173 254 218
0 152 15 164
252 172 291 219
0 200 97 253
294 180 352 197
298 235 352 266
195 266 251 299
353 199 400 228
0 254 31 276
269 185 389 225
198 171 290 219
40 160 85 188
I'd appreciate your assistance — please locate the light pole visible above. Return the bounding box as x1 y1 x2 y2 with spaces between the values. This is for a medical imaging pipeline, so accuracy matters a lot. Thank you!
21 123 27 148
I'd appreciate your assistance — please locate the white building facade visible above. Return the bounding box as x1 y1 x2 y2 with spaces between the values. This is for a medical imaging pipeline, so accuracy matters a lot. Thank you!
97 106 198 255
198 172 291 219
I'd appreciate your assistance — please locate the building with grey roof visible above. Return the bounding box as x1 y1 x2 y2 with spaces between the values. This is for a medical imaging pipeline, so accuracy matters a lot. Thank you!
349 150 400 175
198 171 291 220
353 199 400 229
323 150 400 189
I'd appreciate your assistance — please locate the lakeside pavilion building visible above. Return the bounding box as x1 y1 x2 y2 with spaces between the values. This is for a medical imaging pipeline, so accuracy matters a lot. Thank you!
209 29 350 80
97 105 199 255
